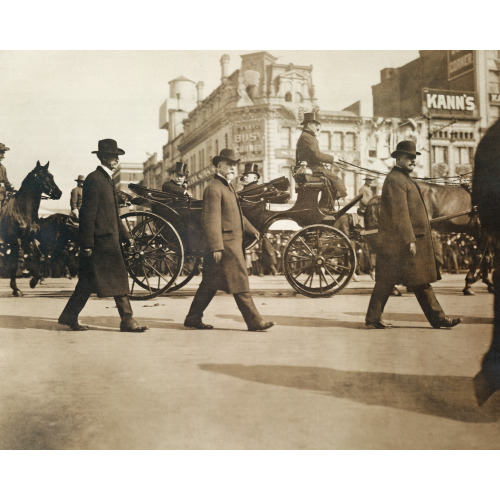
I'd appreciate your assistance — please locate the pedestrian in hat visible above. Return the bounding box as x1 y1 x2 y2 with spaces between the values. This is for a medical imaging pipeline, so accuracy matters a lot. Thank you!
59 139 147 333
0 143 14 208
184 148 274 331
364 140 462 329
295 112 347 208
357 176 376 217
239 162 260 190
70 175 85 218
162 162 193 197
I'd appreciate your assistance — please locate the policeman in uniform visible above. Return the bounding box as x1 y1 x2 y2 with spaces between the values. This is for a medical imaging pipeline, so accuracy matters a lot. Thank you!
295 112 348 206
162 162 192 197
0 143 14 207
70 175 85 218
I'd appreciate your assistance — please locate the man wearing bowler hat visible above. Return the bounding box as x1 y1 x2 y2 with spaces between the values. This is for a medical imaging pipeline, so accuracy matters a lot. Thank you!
70 175 85 218
364 140 462 329
184 148 274 331
239 162 260 189
162 161 192 197
296 112 348 206
0 143 14 207
58 138 147 332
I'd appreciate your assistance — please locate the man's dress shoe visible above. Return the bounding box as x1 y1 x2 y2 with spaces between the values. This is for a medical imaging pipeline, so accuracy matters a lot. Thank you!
58 318 89 331
432 317 462 329
120 317 148 332
365 321 393 329
184 319 214 329
248 321 275 332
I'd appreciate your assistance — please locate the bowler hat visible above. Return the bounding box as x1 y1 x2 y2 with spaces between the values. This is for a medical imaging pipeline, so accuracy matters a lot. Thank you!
171 162 189 176
92 138 125 156
241 162 260 180
300 112 321 126
75 175 85 182
0 143 10 152
391 140 421 158
212 148 240 167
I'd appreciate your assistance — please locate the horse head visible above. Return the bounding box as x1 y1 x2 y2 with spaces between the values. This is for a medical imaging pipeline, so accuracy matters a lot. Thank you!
33 161 62 200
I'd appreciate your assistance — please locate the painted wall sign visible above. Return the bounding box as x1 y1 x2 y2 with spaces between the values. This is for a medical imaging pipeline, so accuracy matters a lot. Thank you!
423 89 478 118
233 120 265 157
489 93 500 106
448 50 474 81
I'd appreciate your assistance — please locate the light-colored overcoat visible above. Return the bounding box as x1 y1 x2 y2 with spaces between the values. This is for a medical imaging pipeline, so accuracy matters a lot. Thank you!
201 175 257 293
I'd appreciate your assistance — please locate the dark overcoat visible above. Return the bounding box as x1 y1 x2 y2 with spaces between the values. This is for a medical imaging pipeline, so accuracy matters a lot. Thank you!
79 166 131 297
261 237 277 266
295 129 347 198
375 167 439 287
162 179 186 196
201 175 257 294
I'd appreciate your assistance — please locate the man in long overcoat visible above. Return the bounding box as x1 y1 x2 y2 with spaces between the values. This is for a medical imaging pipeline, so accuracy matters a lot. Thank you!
365 140 462 329
70 175 84 218
58 139 147 332
184 148 274 331
296 112 348 205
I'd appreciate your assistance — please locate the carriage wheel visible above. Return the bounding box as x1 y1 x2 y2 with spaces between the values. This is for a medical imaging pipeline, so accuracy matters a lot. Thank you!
283 224 356 298
120 211 184 300
167 255 202 292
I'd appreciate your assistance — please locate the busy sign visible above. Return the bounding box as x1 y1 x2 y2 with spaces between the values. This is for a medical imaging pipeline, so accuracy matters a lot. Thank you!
233 120 265 158
422 88 478 118
448 50 474 81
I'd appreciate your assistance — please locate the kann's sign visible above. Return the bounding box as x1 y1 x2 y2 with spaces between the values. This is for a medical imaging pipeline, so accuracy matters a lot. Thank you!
490 93 500 106
448 50 474 81
423 89 478 119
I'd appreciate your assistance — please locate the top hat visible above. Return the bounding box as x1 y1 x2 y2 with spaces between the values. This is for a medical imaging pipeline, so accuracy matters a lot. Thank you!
241 162 260 180
300 112 321 126
75 175 85 182
391 140 421 158
0 143 10 152
171 162 189 176
212 148 240 167
92 138 125 156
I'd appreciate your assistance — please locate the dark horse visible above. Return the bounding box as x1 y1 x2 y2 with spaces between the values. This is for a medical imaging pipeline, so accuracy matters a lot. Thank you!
25 213 80 288
470 117 500 405
364 180 493 295
0 161 62 296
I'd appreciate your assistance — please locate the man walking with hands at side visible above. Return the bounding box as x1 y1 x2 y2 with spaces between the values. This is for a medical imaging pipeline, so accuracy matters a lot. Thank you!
184 148 274 331
58 139 147 333
365 140 462 330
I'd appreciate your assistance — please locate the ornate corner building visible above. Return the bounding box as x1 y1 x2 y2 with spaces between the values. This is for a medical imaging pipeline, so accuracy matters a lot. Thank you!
147 50 500 201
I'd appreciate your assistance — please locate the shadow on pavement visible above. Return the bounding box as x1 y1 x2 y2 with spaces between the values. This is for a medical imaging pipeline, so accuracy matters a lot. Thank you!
0 315 181 331
199 363 500 423
344 311 493 325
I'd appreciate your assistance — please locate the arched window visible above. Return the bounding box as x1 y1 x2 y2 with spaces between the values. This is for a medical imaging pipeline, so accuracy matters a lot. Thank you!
215 139 219 155
285 92 292 102
295 92 303 103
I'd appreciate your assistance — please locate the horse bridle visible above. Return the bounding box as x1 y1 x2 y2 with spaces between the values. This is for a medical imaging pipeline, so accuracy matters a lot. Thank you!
33 168 59 199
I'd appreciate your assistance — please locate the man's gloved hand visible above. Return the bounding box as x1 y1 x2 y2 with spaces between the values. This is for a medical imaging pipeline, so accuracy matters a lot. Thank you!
213 250 222 264
83 247 93 257
409 242 417 256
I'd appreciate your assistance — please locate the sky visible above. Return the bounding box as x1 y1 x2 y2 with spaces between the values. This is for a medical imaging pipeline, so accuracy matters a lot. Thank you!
0 50 419 211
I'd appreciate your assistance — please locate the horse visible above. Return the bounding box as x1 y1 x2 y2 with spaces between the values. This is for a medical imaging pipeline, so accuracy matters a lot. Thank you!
0 161 62 296
25 213 80 288
364 179 493 295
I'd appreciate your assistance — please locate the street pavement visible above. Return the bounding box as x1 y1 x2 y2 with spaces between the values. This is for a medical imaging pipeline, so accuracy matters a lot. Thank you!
0 272 499 449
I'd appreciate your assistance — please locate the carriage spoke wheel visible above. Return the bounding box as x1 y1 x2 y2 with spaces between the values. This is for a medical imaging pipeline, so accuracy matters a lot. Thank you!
120 211 184 300
167 255 202 292
283 224 356 298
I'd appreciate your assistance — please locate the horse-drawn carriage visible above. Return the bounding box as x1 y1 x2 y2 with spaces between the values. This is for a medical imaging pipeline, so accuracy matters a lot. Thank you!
120 167 363 300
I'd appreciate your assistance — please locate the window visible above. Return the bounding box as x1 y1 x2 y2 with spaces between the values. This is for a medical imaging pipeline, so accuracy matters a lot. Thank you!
454 146 471 165
332 132 343 151
281 127 291 148
224 134 228 148
319 131 330 150
215 139 219 154
344 132 356 151
432 146 448 164
295 92 303 103
285 92 292 102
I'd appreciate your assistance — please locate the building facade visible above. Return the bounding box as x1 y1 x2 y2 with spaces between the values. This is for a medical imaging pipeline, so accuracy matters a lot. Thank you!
112 162 144 193
372 50 500 178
